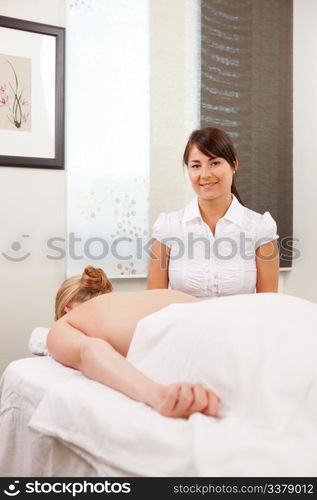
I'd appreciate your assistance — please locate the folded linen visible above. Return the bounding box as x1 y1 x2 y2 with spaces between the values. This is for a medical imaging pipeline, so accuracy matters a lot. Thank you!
28 327 50 356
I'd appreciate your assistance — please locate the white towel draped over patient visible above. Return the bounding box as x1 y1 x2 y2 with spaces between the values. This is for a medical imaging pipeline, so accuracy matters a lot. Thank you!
127 293 317 432
29 293 317 476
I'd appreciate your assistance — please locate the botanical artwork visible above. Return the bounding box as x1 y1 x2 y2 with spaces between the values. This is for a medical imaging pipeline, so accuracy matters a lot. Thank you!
0 53 31 131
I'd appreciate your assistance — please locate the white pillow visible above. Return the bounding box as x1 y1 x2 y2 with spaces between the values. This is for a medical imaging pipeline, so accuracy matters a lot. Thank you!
28 327 50 356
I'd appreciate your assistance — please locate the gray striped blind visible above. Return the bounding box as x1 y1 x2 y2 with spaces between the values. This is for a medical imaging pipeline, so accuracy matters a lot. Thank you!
201 0 293 267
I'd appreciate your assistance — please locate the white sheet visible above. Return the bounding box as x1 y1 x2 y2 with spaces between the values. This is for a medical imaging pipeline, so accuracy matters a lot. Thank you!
28 293 317 476
0 357 138 476
29 377 193 476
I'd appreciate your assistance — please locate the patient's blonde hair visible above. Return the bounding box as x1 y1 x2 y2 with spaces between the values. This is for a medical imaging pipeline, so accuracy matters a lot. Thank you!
55 266 113 320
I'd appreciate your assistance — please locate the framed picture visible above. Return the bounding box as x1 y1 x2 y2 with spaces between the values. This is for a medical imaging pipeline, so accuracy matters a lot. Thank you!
0 16 65 169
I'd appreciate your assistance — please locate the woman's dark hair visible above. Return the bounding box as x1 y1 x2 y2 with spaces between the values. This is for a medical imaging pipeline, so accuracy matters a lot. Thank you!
183 127 243 205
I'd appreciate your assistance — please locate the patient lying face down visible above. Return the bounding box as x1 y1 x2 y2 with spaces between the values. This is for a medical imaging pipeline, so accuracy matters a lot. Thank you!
48 266 220 420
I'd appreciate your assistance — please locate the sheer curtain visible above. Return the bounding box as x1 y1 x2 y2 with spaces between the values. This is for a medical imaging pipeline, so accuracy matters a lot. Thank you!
66 0 149 278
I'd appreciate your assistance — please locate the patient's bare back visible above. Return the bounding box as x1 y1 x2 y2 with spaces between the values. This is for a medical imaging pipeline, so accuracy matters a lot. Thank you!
62 289 198 356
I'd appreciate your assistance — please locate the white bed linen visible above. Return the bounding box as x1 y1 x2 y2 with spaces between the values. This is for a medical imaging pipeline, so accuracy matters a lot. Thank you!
0 358 135 477
26 293 317 477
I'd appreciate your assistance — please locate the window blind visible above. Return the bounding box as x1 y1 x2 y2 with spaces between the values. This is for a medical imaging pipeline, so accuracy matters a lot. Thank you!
201 0 293 267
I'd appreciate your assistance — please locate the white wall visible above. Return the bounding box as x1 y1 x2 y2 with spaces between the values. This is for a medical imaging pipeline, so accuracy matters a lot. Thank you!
282 0 317 302
0 1 66 376
0 0 65 25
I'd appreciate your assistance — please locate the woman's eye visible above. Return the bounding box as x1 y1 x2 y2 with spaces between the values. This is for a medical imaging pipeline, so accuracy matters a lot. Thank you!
191 164 200 168
210 161 220 167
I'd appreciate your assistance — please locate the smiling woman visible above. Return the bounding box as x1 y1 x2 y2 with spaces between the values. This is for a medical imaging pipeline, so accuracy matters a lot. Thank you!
147 127 280 298
187 149 234 205
183 127 243 209
184 127 242 222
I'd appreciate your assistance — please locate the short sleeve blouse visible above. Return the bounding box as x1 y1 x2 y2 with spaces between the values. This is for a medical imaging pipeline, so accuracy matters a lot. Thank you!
152 196 278 299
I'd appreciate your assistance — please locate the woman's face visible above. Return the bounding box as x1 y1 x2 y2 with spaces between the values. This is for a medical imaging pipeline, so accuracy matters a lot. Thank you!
187 145 236 202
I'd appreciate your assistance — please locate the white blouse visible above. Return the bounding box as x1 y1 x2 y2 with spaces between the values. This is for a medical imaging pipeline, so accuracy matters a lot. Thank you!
152 196 278 299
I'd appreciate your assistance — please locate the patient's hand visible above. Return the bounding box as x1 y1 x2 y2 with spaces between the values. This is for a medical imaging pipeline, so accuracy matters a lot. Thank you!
153 383 220 419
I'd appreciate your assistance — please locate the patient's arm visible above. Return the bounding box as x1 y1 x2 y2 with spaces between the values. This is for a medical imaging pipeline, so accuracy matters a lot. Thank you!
47 319 219 419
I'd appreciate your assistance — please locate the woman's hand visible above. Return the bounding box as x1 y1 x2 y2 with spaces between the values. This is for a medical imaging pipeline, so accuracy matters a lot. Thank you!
151 382 220 419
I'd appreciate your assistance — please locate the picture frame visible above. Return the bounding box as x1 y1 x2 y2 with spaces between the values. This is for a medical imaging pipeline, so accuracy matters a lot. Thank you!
0 16 65 169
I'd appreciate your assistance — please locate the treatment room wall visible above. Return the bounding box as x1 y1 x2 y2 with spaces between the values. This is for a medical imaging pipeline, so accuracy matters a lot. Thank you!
282 0 317 302
0 0 66 376
0 0 316 377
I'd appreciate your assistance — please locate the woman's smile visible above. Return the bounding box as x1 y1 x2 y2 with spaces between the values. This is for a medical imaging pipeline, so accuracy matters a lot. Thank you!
199 181 218 189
